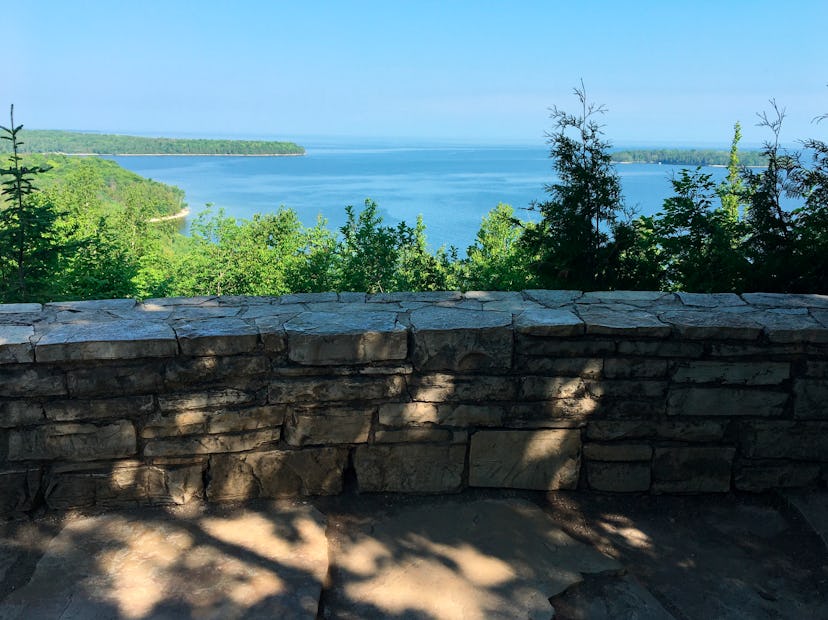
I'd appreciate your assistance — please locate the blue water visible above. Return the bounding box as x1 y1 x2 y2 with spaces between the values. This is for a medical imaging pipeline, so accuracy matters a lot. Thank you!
111 144 733 252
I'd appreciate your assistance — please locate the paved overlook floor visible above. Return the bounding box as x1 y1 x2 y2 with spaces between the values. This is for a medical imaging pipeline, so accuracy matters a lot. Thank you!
0 491 826 620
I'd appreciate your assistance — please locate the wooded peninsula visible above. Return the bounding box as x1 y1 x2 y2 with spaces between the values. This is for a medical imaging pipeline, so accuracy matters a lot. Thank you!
0 130 305 156
612 148 767 166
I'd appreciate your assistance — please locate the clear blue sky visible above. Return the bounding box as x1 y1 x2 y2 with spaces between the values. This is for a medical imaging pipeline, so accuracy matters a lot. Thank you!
7 0 827 146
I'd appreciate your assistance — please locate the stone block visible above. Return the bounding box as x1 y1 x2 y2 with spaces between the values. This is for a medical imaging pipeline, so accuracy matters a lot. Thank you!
378 402 439 425
586 380 668 400
793 379 828 419
285 311 407 365
269 375 405 403
410 306 513 371
35 320 177 362
741 421 828 459
378 402 504 427
44 460 204 509
517 336 616 357
67 363 163 397
741 292 828 309
0 366 67 397
603 358 669 379
143 428 280 457
0 302 42 314
522 289 582 307
751 310 828 343
253 315 291 353
164 355 268 386
505 400 598 427
586 461 651 492
159 388 256 412
354 444 466 493
44 396 154 422
658 310 762 340
207 448 348 500
407 374 515 402
8 420 136 461
514 307 584 337
576 306 671 337
517 357 603 378
0 469 40 514
520 376 588 400
667 387 788 417
805 361 828 377
469 429 581 490
583 443 653 461
373 428 456 443
677 292 746 307
673 361 790 385
734 461 821 492
174 318 260 356
0 401 44 427
580 290 675 305
652 447 735 493
586 419 728 442
0 325 34 363
284 407 373 446
616 340 705 358
141 406 287 438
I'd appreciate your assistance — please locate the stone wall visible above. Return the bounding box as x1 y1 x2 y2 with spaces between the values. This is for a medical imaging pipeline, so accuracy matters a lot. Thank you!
1 290 827 515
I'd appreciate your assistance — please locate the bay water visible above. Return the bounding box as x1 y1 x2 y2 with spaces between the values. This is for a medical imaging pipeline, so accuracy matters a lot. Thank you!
111 143 732 252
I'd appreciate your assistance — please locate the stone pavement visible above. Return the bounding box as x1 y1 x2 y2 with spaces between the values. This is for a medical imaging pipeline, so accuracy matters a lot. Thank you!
0 490 826 619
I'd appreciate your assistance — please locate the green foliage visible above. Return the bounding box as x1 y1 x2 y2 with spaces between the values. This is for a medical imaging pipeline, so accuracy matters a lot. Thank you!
522 83 624 290
612 147 767 167
0 130 304 156
463 204 535 290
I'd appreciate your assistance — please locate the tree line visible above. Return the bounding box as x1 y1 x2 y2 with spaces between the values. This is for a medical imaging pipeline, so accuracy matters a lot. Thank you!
2 92 827 304
612 148 767 167
0 130 305 156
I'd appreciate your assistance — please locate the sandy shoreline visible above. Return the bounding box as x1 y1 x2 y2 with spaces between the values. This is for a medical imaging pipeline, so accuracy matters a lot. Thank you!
148 207 190 223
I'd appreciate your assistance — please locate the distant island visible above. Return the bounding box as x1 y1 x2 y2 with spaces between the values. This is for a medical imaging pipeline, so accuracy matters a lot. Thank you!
611 148 767 167
1 130 305 156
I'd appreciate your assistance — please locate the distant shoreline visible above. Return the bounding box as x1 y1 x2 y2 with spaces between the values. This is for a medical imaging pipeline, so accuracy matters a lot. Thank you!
148 207 190 222
62 152 306 157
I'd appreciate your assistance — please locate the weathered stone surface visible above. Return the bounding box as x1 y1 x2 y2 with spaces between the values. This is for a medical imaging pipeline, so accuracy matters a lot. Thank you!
750 309 828 343
208 448 347 500
44 460 204 509
269 375 405 403
523 289 582 307
603 358 669 378
514 307 584 336
586 380 668 400
741 421 828 459
741 292 828 308
354 444 465 492
159 388 255 411
141 405 286 438
410 306 512 371
586 419 728 441
0 302 41 314
285 311 407 364
253 314 292 352
673 361 790 385
668 386 788 416
659 309 763 340
735 461 821 491
0 469 40 513
0 366 67 397
164 355 268 386
805 361 828 377
407 373 515 402
518 336 617 357
580 290 674 305
583 443 653 461
373 428 456 443
67 362 162 396
577 305 671 337
284 407 373 446
520 376 588 400
793 379 828 419
35 320 177 362
0 325 34 363
0 504 327 620
587 461 651 492
517 356 603 377
44 396 154 422
469 429 581 490
378 402 504 427
8 420 136 461
506 400 599 427
616 340 705 357
328 499 621 620
652 447 735 493
0 401 44 427
143 428 280 457
677 292 746 307
173 317 259 356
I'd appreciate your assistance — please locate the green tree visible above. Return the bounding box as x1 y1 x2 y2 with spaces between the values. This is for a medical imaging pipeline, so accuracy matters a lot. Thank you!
463 203 534 290
522 83 624 289
719 121 746 222
0 106 61 302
